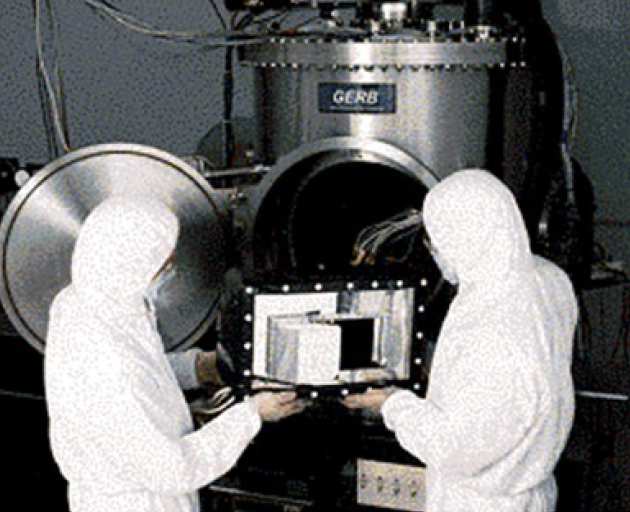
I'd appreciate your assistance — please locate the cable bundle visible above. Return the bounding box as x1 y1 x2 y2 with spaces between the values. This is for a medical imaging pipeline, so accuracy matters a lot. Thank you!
83 0 269 46
351 208 423 266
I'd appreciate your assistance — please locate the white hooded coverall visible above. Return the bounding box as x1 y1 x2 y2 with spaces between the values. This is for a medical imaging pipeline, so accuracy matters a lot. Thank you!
45 197 261 512
382 170 577 512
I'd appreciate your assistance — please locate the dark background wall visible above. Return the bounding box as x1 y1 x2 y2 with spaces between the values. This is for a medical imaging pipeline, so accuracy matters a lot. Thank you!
1 1 629 510
541 0 630 267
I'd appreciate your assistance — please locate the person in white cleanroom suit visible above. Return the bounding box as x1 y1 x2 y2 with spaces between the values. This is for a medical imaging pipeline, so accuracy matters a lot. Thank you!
45 197 305 512
344 170 577 512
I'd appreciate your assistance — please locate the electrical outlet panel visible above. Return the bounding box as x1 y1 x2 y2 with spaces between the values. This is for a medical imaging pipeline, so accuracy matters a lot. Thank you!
357 459 426 512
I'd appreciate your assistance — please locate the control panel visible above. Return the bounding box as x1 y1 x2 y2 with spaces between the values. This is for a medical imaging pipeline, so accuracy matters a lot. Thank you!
357 459 426 512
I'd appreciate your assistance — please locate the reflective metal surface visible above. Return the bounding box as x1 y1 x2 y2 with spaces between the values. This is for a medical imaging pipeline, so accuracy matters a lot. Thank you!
240 36 515 68
0 144 228 353
248 56 496 176
251 137 439 208
239 31 531 185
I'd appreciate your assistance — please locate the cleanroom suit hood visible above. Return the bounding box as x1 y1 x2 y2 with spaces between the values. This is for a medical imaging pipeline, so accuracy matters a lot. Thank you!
70 196 179 324
382 170 577 512
422 167 534 290
46 197 261 512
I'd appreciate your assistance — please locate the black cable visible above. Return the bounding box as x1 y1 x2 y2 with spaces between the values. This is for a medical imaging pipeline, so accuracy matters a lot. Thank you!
222 46 235 167
98 0 119 9
207 0 227 30
246 375 408 395
235 11 255 30
576 291 594 385
251 8 291 30
221 11 250 168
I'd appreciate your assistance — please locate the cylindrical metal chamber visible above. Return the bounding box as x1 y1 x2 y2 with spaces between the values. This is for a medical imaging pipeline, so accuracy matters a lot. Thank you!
241 35 526 179
0 144 229 352
240 32 553 247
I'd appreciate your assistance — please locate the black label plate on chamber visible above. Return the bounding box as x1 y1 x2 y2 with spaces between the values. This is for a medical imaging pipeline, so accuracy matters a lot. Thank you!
318 83 396 114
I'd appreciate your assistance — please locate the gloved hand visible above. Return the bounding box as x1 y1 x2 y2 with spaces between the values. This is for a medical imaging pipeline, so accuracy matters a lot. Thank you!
342 387 398 415
252 391 308 422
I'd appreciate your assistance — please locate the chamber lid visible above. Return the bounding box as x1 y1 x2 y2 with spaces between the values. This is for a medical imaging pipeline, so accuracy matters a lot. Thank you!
0 143 227 353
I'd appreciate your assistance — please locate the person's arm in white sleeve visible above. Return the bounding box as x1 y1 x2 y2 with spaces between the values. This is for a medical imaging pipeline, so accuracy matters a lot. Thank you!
167 348 202 390
91 376 261 496
381 335 537 477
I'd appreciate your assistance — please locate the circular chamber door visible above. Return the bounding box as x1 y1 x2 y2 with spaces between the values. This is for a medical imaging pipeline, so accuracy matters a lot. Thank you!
0 144 228 353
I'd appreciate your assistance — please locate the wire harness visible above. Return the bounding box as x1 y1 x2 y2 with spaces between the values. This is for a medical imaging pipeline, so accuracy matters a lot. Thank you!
351 209 424 266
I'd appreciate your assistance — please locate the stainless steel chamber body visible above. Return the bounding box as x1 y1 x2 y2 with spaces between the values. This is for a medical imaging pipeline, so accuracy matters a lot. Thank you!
243 36 522 179
236 30 548 276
